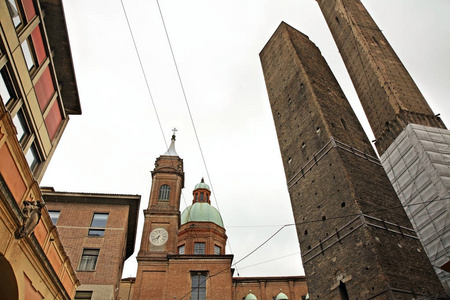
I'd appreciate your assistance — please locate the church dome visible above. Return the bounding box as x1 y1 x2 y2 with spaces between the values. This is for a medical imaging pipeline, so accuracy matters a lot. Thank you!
180 179 223 227
276 290 289 299
245 291 257 300
194 178 210 191
180 202 224 227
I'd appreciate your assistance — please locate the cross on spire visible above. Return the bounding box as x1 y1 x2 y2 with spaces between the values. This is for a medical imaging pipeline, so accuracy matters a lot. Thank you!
171 128 177 140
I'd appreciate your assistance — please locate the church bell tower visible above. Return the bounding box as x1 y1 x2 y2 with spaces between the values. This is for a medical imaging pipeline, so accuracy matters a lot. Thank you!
134 131 184 299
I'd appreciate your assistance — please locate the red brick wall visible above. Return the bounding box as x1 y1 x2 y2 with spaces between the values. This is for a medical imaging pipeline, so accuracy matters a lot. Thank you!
46 201 129 287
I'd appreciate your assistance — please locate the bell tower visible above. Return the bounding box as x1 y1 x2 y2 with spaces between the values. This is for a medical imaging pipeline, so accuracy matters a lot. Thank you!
134 131 184 299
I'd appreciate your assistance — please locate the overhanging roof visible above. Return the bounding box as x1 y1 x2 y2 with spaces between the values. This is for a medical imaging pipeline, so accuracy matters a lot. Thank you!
39 0 81 115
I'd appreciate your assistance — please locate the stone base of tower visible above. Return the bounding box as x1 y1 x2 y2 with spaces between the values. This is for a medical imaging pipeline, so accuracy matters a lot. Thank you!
381 124 450 295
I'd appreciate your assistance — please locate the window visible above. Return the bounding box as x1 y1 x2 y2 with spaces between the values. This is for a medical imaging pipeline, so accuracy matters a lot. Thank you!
12 110 29 143
194 242 205 255
200 193 204 202
191 273 207 300
25 143 39 171
6 0 22 28
74 291 93 300
0 67 15 105
21 39 35 71
214 245 221 255
48 210 60 225
88 213 108 237
78 249 99 271
178 245 185 255
158 184 170 201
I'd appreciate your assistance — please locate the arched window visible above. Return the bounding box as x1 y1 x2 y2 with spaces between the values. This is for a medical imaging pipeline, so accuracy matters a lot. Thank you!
158 185 170 201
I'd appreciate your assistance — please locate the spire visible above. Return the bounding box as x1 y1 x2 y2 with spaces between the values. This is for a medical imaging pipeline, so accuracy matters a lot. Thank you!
163 128 178 156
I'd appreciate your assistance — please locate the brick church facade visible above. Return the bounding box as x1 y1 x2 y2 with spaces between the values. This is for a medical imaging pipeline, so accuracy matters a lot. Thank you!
119 134 308 300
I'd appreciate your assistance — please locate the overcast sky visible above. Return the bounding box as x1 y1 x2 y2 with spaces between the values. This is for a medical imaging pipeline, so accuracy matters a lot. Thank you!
41 0 450 278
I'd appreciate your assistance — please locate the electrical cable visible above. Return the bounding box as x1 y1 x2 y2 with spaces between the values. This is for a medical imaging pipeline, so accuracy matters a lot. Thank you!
119 0 168 150
155 0 239 278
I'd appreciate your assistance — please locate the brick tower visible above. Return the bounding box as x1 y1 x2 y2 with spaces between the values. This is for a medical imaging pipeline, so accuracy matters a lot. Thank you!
260 22 446 299
316 0 450 293
314 0 446 155
134 133 185 299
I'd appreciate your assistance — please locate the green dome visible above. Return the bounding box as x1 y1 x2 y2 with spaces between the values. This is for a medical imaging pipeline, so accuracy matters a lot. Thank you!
194 181 210 191
245 292 257 300
181 203 224 227
276 291 288 299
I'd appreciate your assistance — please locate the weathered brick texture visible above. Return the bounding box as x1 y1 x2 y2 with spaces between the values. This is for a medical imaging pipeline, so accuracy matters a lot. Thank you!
260 22 446 299
315 0 446 155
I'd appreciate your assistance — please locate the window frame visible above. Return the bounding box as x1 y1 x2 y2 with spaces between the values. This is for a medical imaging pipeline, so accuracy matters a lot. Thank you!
6 0 24 29
158 184 170 201
214 245 221 255
0 66 16 106
191 272 207 300
74 291 93 300
12 109 30 143
194 242 206 255
88 213 108 237
25 142 39 172
21 37 36 72
178 245 185 255
78 249 99 271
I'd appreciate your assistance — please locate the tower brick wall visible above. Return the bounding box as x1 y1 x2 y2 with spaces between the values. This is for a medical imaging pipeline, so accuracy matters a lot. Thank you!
315 0 446 155
260 22 446 299
316 0 450 294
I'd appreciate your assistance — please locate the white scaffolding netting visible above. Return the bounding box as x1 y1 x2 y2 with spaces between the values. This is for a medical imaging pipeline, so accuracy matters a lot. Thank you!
381 124 450 294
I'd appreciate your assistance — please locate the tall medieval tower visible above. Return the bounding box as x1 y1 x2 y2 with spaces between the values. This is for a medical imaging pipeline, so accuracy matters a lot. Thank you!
260 22 446 299
314 0 446 155
315 0 450 293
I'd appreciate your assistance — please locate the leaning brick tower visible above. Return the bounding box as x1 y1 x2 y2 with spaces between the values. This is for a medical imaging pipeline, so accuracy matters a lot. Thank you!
260 22 447 299
314 0 446 155
315 0 450 293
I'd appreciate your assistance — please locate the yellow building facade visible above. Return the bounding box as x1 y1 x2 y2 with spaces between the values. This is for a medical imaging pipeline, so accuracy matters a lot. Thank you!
0 0 81 298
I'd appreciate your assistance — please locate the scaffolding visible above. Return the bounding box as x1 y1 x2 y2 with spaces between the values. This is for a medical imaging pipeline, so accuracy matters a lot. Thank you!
381 124 450 294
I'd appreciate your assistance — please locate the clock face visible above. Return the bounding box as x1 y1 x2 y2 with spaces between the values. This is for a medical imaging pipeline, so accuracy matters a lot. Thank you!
149 228 168 246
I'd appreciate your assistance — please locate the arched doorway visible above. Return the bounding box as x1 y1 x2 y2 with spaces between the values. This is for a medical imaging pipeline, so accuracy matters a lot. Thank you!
0 255 18 300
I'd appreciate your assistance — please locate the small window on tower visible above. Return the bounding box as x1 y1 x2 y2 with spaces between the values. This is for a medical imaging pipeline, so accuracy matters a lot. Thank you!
200 193 204 202
214 245 221 255
178 245 185 255
194 242 205 255
158 184 170 201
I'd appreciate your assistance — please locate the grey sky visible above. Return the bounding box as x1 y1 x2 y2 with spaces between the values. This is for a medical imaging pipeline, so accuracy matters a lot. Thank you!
41 0 450 277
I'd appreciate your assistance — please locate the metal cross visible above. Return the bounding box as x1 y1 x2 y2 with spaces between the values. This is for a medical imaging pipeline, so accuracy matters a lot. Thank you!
172 128 178 136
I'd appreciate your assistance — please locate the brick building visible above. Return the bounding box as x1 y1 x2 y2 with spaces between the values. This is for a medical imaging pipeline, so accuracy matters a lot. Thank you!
0 0 81 298
42 189 140 300
315 0 449 293
120 134 308 300
260 22 446 299
119 275 308 300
